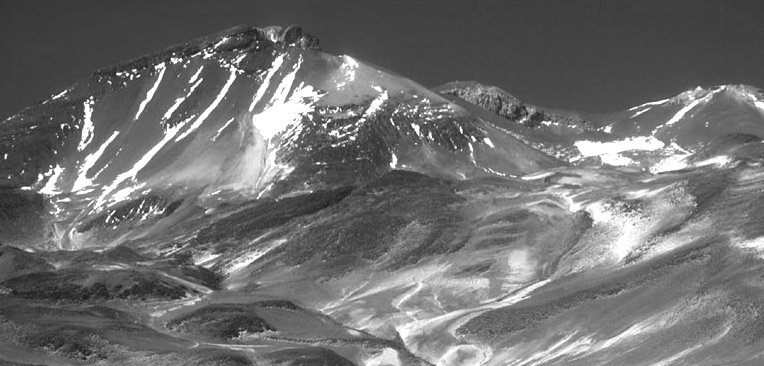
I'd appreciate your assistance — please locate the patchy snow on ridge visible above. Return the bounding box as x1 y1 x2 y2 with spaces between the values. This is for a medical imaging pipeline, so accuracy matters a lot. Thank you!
665 97 704 126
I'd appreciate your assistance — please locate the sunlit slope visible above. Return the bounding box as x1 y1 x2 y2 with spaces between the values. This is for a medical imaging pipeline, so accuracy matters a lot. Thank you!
442 82 764 173
3 24 764 366
0 26 556 250
607 85 764 147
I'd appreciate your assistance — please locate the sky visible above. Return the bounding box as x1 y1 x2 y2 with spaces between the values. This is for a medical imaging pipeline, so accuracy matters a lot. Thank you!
1 0 763 119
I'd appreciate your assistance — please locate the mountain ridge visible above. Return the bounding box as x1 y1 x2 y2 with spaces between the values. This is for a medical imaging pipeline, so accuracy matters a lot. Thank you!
2 25 764 366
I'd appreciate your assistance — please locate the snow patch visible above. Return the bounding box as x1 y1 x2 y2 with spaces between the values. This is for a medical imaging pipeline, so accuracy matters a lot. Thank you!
575 137 664 158
39 165 65 195
365 348 401 366
212 117 236 141
225 239 285 275
694 155 733 168
665 98 703 126
337 55 359 88
189 66 204 84
251 82 323 140
96 116 192 209
364 91 388 118
50 89 68 100
163 77 203 121
134 62 167 120
627 98 670 111
249 54 286 111
77 97 96 151
521 171 556 181
630 107 651 118
72 131 120 191
213 36 230 49
412 124 422 138
175 67 237 142
390 153 398 169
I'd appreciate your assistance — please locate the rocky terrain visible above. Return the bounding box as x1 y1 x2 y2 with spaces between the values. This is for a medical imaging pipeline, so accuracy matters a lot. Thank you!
1 25 764 365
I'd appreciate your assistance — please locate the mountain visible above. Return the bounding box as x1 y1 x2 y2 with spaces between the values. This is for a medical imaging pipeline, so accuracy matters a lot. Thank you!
2 25 764 366
440 81 764 173
0 25 556 251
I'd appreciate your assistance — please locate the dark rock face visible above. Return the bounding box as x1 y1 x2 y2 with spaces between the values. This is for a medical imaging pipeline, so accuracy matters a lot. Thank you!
436 80 595 130
438 81 527 121
166 303 276 339
279 25 321 49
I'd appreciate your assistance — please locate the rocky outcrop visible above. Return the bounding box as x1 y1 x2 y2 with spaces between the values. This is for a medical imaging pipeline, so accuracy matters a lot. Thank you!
436 80 595 130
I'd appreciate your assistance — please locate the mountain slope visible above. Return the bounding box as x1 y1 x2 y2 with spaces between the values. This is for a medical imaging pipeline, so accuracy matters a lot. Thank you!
0 26 557 250
442 81 764 173
2 25 764 366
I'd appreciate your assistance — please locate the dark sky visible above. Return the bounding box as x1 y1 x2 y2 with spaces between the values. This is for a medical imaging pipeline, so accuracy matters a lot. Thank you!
1 0 763 119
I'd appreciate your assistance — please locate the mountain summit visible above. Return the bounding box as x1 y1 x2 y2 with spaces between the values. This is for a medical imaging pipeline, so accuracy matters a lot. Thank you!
2 26 764 366
0 25 555 250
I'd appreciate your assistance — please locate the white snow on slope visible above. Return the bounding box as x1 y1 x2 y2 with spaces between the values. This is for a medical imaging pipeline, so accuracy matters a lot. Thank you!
96 114 197 209
270 57 303 106
337 55 359 88
627 98 669 111
355 90 389 126
575 137 665 157
390 153 398 169
665 98 703 126
630 107 651 118
189 66 204 84
575 137 665 167
755 99 764 112
39 165 65 195
249 54 285 112
163 77 203 121
134 63 167 120
212 117 236 141
742 90 764 112
224 239 286 275
72 131 120 191
77 97 96 151
251 82 323 140
175 67 238 142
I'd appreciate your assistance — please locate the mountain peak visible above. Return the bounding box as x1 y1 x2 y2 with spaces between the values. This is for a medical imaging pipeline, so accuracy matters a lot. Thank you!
93 25 319 79
668 84 764 105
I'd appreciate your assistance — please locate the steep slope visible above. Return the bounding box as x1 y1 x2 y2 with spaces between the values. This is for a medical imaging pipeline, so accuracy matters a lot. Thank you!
0 26 557 250
442 82 764 173
573 85 764 172
3 25 764 366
